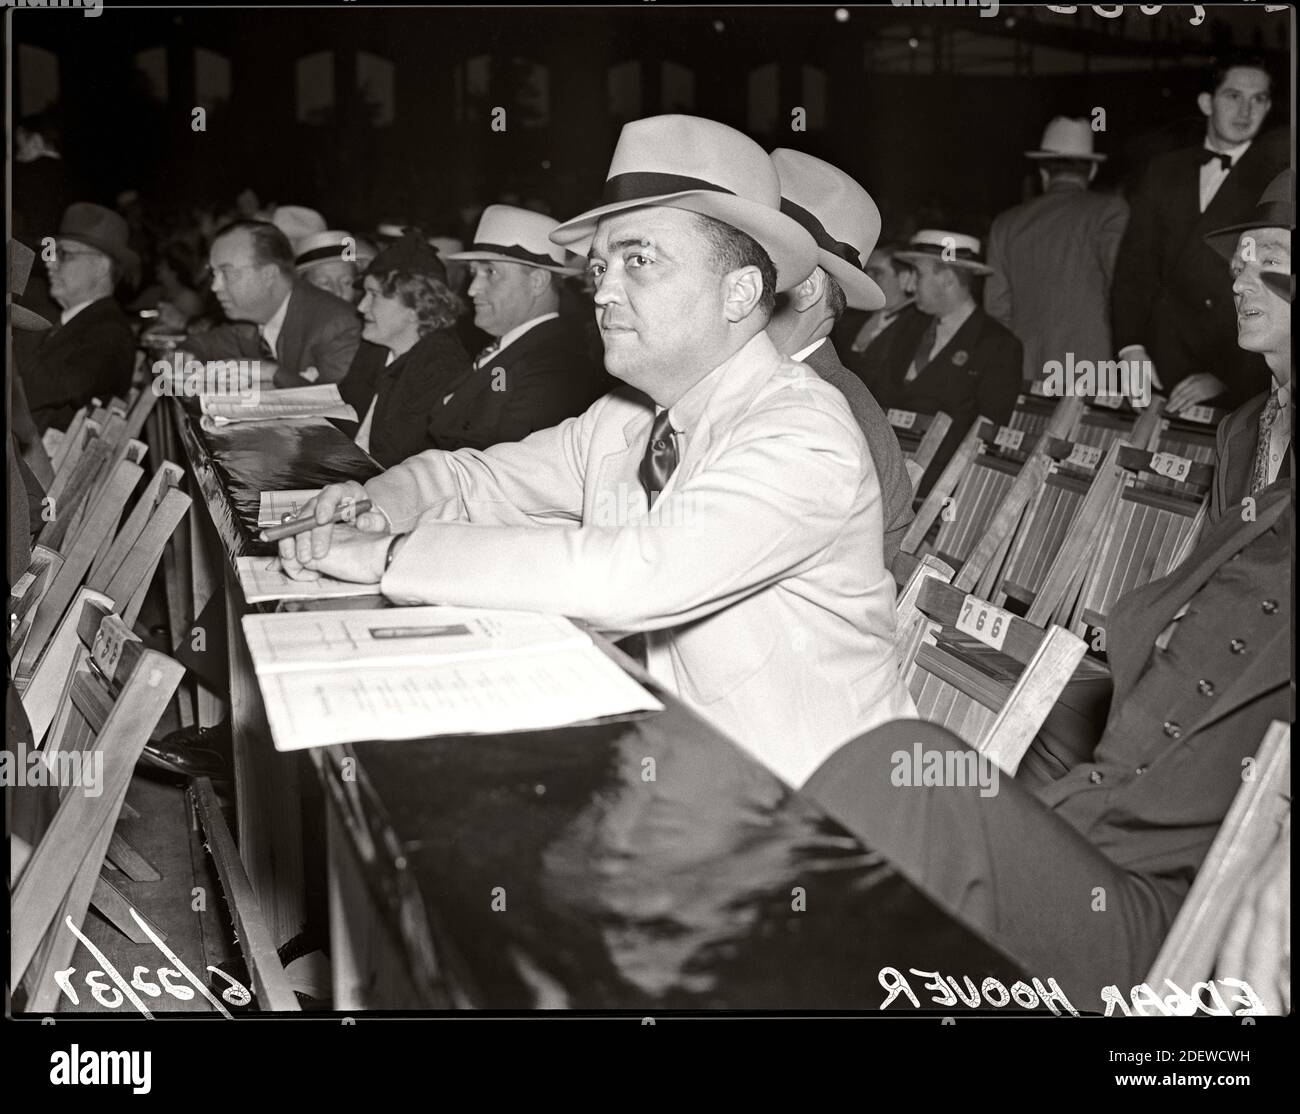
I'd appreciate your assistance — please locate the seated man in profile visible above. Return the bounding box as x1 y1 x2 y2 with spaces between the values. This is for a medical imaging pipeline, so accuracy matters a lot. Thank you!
274 115 915 788
793 172 1294 1010
183 220 360 388
853 230 1022 495
19 203 137 433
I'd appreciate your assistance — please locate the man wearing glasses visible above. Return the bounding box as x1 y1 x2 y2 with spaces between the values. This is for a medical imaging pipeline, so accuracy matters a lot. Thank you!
19 203 137 433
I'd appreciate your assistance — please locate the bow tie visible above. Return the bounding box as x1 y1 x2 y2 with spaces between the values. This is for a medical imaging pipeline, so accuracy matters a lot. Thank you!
1202 150 1235 173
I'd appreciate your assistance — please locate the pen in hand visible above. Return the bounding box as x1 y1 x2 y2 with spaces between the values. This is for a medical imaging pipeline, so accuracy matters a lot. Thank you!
259 499 373 543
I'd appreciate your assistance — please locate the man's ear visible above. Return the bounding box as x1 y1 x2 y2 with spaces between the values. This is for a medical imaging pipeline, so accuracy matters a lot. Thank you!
528 267 553 296
791 269 823 313
1197 91 1213 119
1087 163 1099 185
722 265 764 322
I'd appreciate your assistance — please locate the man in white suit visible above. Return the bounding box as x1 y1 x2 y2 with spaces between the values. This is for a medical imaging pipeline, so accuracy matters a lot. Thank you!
278 115 915 787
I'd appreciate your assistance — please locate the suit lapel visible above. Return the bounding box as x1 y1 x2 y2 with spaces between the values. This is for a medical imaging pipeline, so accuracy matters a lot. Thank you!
277 286 306 370
912 307 984 387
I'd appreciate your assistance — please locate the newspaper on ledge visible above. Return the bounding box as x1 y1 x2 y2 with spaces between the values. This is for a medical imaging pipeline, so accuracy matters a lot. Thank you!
240 606 664 750
200 384 357 424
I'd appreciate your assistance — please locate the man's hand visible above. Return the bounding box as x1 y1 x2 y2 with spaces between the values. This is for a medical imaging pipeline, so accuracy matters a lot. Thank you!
279 523 393 585
1167 373 1226 414
277 480 389 567
1216 818 1290 1016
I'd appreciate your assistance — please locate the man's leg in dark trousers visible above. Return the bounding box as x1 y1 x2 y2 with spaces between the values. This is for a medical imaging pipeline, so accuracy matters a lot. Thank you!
802 721 1177 1010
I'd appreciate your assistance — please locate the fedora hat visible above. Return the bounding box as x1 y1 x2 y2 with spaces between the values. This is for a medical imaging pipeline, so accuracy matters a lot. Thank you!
1026 117 1106 162
1204 169 1294 262
894 229 994 277
271 205 327 252
550 115 817 291
57 202 140 275
450 205 582 275
770 149 885 311
9 239 53 331
295 230 358 272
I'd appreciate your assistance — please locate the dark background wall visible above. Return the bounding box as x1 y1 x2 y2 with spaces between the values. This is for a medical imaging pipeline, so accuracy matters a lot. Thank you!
9 4 1293 240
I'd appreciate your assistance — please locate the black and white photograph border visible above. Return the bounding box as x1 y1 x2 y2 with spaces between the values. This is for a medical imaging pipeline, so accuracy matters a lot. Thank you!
3 0 1294 1095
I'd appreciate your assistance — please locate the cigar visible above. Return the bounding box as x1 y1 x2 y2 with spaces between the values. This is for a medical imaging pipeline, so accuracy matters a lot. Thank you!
259 499 373 543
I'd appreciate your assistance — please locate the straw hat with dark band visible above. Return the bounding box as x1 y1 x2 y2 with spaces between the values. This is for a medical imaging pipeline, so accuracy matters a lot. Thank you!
770 148 885 311
449 205 582 275
894 229 994 276
550 115 817 291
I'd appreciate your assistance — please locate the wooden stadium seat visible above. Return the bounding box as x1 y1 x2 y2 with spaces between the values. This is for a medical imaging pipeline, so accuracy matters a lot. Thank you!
10 599 184 1011
18 462 191 722
992 393 1158 613
8 546 62 668
1145 404 1226 498
1068 446 1213 643
887 408 953 479
893 553 955 658
900 418 990 556
914 398 1083 597
899 578 1087 774
18 452 145 684
1142 720 1290 1012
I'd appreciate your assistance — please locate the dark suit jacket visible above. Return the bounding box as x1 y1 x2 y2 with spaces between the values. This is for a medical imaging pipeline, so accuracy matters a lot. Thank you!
985 181 1129 382
852 304 1023 495
338 330 473 468
186 279 361 389
1209 388 1291 525
802 338 914 566
19 297 136 433
1111 128 1287 408
426 315 611 452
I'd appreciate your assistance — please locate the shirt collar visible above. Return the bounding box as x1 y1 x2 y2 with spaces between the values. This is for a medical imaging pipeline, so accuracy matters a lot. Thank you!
790 337 827 364
260 288 293 352
493 311 558 358
666 331 771 437
1204 137 1252 165
59 298 97 326
1273 378 1291 407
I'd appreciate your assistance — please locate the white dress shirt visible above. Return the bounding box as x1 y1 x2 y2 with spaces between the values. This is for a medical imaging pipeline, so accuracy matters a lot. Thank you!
1199 138 1251 213
59 298 96 326
259 289 292 358
904 300 976 382
790 338 827 364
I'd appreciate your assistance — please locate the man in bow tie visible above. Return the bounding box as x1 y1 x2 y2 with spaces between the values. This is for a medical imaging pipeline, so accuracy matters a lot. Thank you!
278 115 916 788
1111 52 1286 413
